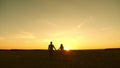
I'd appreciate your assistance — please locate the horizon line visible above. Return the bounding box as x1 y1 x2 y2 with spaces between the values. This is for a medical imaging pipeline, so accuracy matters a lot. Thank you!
0 48 120 51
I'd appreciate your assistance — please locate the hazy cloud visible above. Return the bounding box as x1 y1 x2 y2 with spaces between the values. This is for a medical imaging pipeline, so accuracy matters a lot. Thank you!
100 27 113 32
0 37 5 40
14 32 36 39
77 16 95 29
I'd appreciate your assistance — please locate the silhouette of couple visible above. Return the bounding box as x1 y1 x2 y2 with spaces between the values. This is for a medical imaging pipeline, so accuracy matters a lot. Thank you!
48 42 64 58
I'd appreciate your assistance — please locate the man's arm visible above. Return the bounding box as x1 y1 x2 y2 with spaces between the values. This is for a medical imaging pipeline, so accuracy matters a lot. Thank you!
53 45 56 50
48 45 50 50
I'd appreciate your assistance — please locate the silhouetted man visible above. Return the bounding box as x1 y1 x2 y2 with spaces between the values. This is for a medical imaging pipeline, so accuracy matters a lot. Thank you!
48 42 56 58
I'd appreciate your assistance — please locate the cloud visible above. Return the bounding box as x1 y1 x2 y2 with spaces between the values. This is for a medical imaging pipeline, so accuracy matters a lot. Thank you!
0 37 5 40
77 16 95 29
77 22 85 28
100 27 113 32
10 31 45 43
14 32 36 39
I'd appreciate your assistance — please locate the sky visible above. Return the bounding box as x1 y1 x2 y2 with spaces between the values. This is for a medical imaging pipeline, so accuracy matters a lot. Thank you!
0 0 120 50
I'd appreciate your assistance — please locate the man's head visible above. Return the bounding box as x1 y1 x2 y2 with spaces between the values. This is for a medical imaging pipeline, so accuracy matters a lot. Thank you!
50 41 52 44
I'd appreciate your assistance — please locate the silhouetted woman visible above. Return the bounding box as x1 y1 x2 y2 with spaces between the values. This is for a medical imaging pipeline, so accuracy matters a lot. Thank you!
59 44 64 51
59 44 64 56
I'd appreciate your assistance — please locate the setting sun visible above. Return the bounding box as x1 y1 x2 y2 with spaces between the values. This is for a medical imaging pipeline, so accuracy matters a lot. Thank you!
65 48 70 51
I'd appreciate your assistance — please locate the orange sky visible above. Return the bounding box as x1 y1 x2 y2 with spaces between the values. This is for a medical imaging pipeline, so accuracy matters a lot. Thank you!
0 0 120 50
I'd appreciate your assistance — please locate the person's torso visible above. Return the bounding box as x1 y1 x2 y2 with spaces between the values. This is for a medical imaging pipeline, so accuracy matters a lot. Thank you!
60 46 63 50
49 45 54 50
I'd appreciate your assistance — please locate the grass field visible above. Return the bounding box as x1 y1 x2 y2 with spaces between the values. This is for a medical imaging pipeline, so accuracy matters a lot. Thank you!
0 49 120 68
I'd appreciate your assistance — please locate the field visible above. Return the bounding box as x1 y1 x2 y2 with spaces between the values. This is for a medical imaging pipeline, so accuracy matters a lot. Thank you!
0 49 120 68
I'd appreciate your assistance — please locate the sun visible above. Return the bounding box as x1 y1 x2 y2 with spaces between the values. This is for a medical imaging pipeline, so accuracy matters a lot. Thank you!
65 48 70 51
64 47 71 51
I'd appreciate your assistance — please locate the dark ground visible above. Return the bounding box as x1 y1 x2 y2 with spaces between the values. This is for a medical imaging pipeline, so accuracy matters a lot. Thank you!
0 49 120 68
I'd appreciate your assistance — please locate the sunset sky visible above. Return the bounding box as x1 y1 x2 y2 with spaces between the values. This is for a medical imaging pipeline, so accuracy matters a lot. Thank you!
0 0 120 50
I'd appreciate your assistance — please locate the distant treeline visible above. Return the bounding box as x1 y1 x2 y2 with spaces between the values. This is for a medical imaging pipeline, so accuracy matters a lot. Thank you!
0 48 120 51
105 48 120 50
0 49 47 51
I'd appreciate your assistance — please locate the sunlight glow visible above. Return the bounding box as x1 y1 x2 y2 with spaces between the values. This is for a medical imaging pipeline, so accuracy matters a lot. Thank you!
42 36 80 49
58 37 79 48
65 48 70 51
